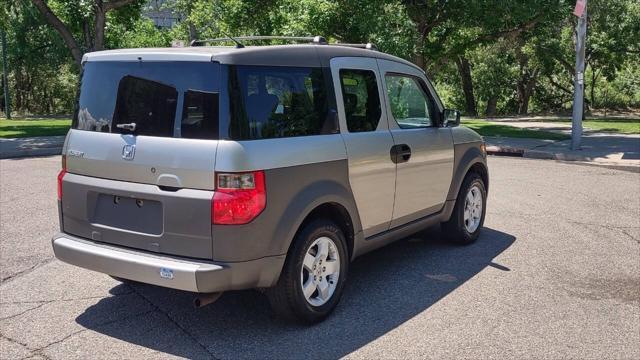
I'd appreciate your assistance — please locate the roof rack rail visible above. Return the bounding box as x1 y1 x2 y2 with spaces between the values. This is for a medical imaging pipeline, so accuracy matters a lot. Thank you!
331 42 378 51
190 36 327 48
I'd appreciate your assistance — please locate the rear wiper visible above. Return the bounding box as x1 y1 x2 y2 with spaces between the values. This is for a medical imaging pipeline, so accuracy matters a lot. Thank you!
116 123 137 132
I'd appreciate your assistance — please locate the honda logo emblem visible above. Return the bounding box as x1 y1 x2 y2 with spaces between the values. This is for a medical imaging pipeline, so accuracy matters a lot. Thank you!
122 144 136 160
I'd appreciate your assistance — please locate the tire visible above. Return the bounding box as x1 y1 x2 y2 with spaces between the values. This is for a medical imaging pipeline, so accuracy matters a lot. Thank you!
267 219 349 323
442 172 487 245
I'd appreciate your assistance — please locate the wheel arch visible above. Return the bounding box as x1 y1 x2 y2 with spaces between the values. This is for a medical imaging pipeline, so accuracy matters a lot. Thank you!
275 179 362 263
294 202 356 261
447 143 489 202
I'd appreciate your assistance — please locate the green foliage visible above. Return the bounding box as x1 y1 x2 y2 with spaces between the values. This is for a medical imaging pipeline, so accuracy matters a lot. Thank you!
2 0 639 118
115 17 171 48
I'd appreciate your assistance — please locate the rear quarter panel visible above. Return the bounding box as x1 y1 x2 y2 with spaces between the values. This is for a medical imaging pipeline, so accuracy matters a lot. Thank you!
212 135 362 262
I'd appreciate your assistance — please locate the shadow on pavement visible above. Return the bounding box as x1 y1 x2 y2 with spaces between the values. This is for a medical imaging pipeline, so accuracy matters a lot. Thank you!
76 226 515 359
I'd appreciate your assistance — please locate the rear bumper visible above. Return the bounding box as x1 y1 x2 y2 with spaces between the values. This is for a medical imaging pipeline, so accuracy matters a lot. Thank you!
52 233 285 293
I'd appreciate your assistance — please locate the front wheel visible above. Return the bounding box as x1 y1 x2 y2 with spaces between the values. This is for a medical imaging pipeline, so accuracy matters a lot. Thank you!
267 219 348 323
442 172 487 245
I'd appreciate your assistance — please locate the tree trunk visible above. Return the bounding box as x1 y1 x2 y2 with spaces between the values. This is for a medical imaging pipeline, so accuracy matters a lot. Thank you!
590 68 600 108
31 0 137 64
14 68 22 111
516 67 539 115
517 81 534 115
31 0 83 65
93 1 106 51
189 23 198 43
456 56 477 116
414 18 427 70
83 19 93 50
485 96 498 117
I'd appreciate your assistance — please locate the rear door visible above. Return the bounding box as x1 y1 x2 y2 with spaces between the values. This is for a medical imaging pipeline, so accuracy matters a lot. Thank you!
330 57 396 237
61 56 220 259
377 59 454 228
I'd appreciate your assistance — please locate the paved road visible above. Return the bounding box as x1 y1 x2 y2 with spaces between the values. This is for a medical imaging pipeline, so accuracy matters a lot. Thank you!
1 156 638 359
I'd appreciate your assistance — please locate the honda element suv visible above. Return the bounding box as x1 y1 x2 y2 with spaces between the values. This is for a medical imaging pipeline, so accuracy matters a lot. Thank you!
53 36 488 323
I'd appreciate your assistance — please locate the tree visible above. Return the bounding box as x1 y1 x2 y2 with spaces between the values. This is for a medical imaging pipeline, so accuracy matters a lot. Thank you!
30 0 145 64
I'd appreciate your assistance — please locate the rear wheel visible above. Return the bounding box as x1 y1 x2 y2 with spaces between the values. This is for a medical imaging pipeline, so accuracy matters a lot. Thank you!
442 172 486 245
267 219 348 323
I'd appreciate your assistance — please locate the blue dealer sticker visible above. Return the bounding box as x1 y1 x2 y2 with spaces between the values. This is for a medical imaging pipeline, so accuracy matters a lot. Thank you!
159 268 174 280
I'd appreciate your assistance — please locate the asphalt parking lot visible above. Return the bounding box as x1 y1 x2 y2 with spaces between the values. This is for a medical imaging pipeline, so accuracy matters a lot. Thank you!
1 156 639 359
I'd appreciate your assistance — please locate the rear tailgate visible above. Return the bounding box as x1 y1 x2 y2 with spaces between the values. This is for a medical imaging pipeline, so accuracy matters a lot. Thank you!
60 57 220 260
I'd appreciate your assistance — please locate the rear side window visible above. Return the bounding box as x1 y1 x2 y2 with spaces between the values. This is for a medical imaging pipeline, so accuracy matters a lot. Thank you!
75 61 219 139
228 65 332 140
339 69 382 133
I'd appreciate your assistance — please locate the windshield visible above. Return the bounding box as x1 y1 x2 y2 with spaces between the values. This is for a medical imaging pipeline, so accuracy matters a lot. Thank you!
74 61 219 139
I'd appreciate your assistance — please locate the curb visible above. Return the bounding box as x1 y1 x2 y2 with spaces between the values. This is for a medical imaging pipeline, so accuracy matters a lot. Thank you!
486 145 640 172
0 147 62 159
485 145 524 157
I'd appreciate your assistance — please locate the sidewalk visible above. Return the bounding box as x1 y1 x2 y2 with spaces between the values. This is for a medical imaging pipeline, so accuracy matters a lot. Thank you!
0 136 64 159
485 133 640 171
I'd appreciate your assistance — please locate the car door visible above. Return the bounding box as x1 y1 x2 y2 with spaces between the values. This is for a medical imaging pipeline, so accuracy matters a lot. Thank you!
377 59 454 228
330 57 396 237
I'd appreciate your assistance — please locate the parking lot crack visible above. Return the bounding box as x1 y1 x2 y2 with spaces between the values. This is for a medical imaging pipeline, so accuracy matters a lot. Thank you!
125 284 219 360
1 331 31 349
0 258 56 284
0 294 119 306
575 221 640 244
21 309 156 359
0 301 51 321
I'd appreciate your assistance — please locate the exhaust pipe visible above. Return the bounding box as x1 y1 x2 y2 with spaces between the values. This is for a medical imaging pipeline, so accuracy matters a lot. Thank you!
193 292 222 308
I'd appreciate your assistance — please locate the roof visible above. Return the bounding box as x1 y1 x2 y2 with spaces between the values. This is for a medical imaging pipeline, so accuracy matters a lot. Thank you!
82 44 422 72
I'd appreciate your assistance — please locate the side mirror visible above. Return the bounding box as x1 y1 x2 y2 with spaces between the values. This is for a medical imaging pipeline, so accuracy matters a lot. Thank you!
443 109 461 127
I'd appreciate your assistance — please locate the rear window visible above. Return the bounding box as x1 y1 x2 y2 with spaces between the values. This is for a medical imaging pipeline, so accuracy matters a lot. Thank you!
74 61 219 139
228 65 333 140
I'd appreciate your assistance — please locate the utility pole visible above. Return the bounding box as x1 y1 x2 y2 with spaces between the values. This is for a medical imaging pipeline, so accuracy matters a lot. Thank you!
1 28 10 119
571 0 587 150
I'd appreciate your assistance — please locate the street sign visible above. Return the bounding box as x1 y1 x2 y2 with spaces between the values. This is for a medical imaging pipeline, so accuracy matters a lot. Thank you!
574 0 586 17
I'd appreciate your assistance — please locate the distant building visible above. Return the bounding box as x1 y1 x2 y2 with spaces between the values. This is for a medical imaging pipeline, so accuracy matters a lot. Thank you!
144 0 182 28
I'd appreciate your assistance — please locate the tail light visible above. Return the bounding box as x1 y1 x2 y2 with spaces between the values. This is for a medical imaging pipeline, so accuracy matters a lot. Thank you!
57 155 67 201
212 171 266 225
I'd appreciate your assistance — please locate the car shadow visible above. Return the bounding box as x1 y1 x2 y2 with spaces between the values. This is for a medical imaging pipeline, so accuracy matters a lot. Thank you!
76 226 515 359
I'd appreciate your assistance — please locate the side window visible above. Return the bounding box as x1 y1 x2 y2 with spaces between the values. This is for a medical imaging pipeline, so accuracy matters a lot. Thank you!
229 65 331 140
339 69 382 133
385 75 434 128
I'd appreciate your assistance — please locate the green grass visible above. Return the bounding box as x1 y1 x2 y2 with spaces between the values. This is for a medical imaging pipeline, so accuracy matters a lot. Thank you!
538 118 640 134
462 120 570 140
0 118 71 138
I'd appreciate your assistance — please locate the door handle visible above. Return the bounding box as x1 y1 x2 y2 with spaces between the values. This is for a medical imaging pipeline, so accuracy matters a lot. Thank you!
390 144 412 163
